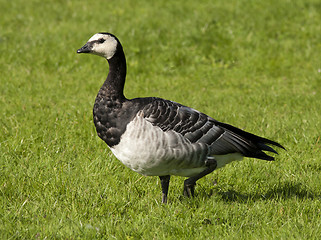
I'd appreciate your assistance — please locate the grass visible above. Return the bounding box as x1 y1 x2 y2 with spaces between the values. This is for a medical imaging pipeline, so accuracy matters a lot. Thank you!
1 0 321 238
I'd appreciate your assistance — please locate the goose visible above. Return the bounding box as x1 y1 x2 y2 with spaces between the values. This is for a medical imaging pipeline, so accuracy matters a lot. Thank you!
77 32 284 204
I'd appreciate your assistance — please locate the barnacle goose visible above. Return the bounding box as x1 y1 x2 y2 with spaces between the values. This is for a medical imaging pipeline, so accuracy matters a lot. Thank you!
77 33 284 204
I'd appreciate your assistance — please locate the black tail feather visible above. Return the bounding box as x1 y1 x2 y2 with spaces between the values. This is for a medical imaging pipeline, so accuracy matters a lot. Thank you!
257 143 279 154
214 121 285 160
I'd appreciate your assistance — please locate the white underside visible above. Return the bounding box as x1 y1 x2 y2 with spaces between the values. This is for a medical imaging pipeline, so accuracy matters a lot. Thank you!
110 113 243 177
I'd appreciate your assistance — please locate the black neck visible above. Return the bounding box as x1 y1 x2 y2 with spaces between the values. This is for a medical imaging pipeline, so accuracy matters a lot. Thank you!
99 47 127 99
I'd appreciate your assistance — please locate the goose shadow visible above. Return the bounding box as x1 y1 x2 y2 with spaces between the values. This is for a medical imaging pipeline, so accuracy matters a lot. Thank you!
206 181 319 202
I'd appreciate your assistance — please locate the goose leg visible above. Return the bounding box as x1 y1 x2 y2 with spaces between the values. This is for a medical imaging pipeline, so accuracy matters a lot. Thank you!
183 158 217 198
159 175 170 204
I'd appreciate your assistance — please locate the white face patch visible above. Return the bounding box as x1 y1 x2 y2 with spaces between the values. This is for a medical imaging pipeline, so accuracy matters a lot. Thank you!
87 33 118 59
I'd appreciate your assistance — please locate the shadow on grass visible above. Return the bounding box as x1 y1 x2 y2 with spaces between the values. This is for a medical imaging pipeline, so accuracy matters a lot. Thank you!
214 182 318 203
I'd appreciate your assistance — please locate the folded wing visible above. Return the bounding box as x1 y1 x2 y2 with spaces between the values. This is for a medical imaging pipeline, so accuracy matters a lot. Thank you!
142 98 284 161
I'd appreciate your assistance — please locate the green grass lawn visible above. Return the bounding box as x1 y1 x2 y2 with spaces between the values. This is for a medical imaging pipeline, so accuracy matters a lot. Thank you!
1 0 321 238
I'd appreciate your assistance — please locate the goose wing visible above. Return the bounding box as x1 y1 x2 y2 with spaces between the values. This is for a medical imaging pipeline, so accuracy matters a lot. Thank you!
141 98 284 160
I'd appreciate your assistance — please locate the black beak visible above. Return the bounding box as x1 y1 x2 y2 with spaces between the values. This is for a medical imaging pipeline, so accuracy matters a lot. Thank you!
77 43 92 54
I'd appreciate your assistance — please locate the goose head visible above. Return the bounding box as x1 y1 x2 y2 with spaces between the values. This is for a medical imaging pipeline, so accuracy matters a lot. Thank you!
77 33 120 60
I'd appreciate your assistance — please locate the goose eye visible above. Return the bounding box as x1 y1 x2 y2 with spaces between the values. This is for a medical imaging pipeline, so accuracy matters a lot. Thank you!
98 38 105 43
